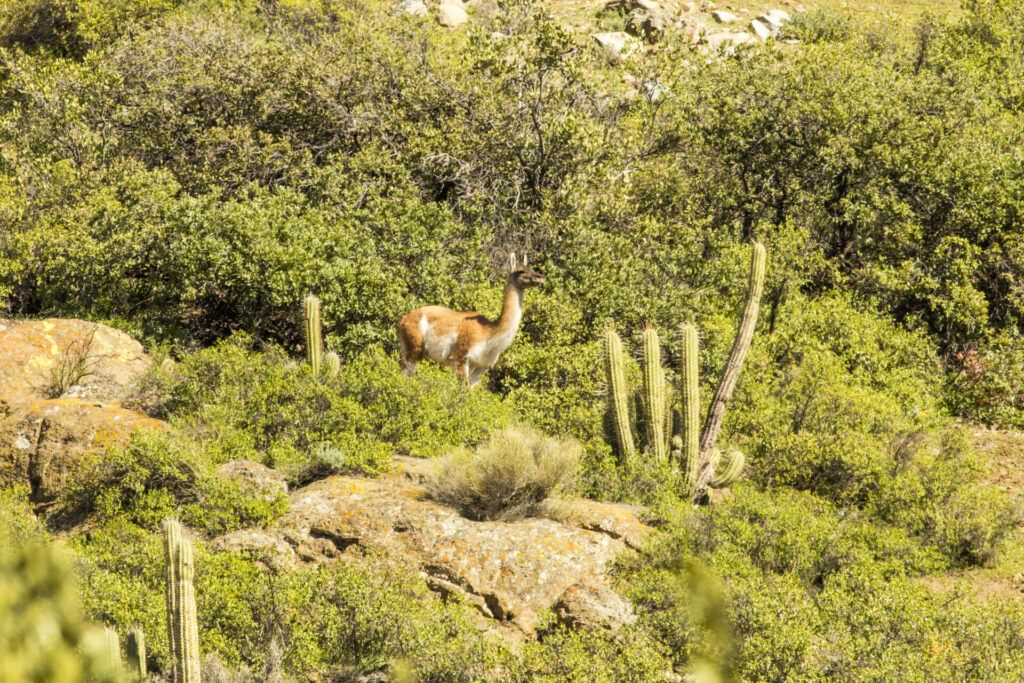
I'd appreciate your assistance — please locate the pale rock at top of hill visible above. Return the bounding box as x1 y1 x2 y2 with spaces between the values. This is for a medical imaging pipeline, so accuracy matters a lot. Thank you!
712 9 738 22
628 5 670 42
592 31 641 64
398 0 428 16
438 1 468 27
750 18 774 40
703 30 753 48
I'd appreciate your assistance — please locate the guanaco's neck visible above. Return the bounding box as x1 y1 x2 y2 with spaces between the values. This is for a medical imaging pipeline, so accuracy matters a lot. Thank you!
495 277 524 335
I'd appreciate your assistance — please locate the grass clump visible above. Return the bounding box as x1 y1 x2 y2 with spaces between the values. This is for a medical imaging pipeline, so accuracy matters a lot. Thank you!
427 427 580 522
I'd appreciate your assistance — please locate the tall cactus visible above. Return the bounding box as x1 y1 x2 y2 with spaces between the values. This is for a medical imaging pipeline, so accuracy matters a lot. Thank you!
303 294 323 377
699 241 766 457
693 241 766 501
604 328 636 462
641 327 668 463
127 627 147 679
679 322 701 495
102 627 121 673
164 520 201 683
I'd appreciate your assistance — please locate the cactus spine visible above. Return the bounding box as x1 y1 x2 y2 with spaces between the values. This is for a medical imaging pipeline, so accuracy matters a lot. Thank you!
710 450 745 488
164 520 201 683
127 627 147 679
604 329 636 462
642 327 668 463
324 351 341 378
680 322 701 495
303 294 323 377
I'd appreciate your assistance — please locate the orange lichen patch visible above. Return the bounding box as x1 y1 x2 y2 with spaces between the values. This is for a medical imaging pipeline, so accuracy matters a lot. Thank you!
0 398 167 502
0 319 151 412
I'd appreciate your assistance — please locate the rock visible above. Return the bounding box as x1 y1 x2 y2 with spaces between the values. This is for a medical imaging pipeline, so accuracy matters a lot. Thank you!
553 581 636 633
0 319 151 416
437 2 468 27
208 529 298 567
764 8 791 24
703 30 752 47
398 0 428 15
681 1 695 11
681 18 706 43
711 9 738 22
0 399 167 502
473 0 499 20
591 31 639 64
749 18 773 40
217 470 650 636
628 7 670 42
634 0 661 10
217 460 287 502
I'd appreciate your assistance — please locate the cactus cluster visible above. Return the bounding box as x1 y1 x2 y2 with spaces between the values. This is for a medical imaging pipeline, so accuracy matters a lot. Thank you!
603 242 766 503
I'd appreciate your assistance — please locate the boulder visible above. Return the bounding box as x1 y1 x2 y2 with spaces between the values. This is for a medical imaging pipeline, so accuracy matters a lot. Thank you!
0 319 151 416
711 9 738 22
703 30 753 48
217 460 287 502
591 31 640 64
398 0 428 15
627 6 670 42
681 1 696 12
214 468 652 636
437 1 468 26
0 399 167 502
750 18 774 41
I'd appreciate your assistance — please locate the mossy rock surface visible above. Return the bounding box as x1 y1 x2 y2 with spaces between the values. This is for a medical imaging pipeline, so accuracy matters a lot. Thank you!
0 398 167 502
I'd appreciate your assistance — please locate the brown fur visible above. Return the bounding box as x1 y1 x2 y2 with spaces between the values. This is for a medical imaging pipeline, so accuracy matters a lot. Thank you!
397 262 544 385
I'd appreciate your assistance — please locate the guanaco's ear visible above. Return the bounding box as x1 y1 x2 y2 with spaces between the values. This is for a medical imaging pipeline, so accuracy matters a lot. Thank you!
522 253 528 266
509 252 517 272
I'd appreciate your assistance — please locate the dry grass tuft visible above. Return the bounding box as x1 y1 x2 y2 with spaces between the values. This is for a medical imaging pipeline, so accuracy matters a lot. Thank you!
426 426 580 522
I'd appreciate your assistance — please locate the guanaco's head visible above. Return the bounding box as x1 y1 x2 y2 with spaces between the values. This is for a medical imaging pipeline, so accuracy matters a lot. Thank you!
508 253 544 288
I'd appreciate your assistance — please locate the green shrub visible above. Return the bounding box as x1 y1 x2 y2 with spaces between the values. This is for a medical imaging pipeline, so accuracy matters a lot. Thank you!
782 7 854 43
0 489 125 682
56 430 287 534
426 426 580 521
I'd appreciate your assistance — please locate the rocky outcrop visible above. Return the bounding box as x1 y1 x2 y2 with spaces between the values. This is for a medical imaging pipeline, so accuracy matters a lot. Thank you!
212 464 651 637
0 399 167 502
0 319 151 416
438 0 468 27
217 460 288 502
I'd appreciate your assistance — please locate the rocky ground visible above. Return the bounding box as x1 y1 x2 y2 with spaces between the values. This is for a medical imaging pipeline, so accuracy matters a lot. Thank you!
0 319 655 644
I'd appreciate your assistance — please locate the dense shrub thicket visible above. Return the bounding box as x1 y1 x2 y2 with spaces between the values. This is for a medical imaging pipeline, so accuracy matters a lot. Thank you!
2 0 1024 680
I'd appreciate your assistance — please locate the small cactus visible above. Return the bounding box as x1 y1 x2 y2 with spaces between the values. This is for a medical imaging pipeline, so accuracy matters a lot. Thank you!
604 328 636 462
641 327 668 463
324 351 341 378
303 294 323 377
710 450 745 488
679 322 701 496
127 627 147 679
164 519 201 683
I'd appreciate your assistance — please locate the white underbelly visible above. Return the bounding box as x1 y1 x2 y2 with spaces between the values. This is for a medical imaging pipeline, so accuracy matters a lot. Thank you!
421 317 458 363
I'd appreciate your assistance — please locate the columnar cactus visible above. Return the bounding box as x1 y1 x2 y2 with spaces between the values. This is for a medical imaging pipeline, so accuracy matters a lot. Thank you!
710 450 746 488
699 241 766 457
642 326 668 463
679 322 701 495
324 351 341 378
303 294 323 377
102 627 121 673
604 329 636 462
692 241 765 501
127 628 146 679
164 520 201 683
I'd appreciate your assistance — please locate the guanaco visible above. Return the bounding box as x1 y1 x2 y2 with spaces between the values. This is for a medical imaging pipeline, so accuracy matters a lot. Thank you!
396 254 544 387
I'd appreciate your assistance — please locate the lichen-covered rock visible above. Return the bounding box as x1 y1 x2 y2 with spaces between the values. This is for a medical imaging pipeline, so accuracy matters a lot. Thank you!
217 460 287 502
215 467 651 636
0 319 151 415
0 399 167 502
